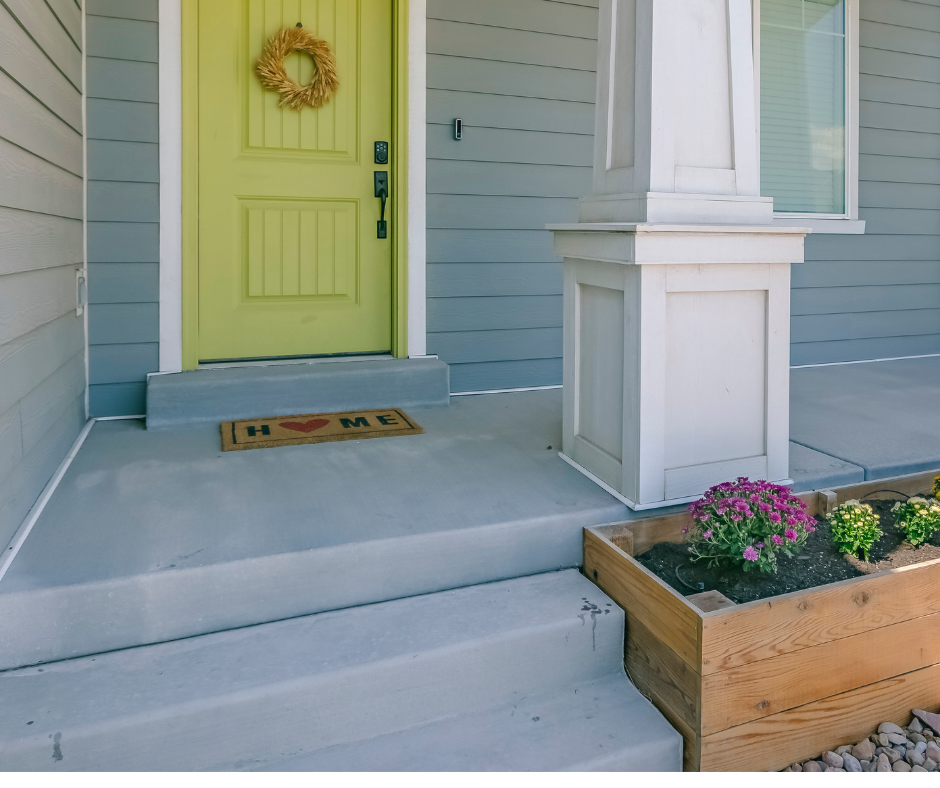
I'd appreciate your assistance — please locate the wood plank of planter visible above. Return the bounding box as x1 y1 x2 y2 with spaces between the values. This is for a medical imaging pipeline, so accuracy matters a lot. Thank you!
700 556 940 673
626 616 703 771
833 469 936 504
584 528 702 669
701 609 940 733
699 660 940 772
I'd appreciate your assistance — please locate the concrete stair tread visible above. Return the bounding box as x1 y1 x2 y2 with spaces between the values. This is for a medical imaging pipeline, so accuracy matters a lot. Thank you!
0 390 634 671
255 674 682 772
0 571 644 770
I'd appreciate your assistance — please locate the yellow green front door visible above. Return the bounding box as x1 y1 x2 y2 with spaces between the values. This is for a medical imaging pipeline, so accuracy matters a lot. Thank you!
197 0 393 361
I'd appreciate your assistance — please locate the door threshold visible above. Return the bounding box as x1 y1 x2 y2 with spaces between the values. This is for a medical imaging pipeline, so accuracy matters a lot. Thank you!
198 353 395 370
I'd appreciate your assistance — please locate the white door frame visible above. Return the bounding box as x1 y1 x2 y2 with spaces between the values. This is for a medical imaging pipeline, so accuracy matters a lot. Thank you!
157 0 427 372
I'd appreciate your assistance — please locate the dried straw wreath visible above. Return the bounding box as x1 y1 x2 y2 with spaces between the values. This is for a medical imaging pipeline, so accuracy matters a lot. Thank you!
255 24 339 111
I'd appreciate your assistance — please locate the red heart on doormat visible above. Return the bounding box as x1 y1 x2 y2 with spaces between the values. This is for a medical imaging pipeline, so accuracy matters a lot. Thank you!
279 418 330 434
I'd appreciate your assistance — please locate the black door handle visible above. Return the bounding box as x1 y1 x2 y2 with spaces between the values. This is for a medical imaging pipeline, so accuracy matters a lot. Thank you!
374 171 388 239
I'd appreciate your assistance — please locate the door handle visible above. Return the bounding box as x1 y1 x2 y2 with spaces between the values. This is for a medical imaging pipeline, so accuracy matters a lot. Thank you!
374 171 388 239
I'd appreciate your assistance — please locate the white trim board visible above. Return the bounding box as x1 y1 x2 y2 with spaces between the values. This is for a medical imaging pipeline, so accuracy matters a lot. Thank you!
451 385 563 397
156 1 427 369
407 0 427 358
0 420 96 584
159 0 183 373
792 353 940 370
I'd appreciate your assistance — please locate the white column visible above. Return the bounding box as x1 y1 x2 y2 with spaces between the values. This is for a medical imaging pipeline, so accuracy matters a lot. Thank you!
551 0 807 510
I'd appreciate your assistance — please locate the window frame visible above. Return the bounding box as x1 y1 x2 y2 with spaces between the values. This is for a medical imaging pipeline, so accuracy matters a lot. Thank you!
752 0 865 234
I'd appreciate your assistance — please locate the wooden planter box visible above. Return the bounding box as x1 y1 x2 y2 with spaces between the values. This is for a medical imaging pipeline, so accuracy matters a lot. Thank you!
583 470 940 772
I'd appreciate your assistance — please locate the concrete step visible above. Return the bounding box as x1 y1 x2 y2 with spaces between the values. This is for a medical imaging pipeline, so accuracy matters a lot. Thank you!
258 675 681 772
146 357 450 429
0 391 633 671
0 571 680 771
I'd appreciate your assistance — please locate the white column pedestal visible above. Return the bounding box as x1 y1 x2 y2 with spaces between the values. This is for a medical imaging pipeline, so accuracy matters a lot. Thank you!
550 223 807 510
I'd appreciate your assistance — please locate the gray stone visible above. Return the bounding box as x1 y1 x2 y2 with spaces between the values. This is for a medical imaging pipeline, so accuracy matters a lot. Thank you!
910 732 926 745
913 709 940 736
925 758 938 772
852 739 875 761
887 732 908 745
828 767 846 772
879 722 906 736
836 744 853 755
894 760 912 772
907 750 925 767
788 762 802 772
915 741 927 755
926 742 940 762
910 718 924 733
842 753 862 772
912 765 927 772
885 748 901 763
803 760 822 772
877 754 891 772
822 751 844 769
877 732 891 747
860 760 873 772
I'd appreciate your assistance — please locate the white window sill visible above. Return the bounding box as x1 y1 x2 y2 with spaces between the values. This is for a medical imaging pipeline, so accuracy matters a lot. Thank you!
772 217 866 234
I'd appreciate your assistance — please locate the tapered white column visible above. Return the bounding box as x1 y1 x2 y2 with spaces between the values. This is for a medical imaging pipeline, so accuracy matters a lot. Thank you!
551 0 807 510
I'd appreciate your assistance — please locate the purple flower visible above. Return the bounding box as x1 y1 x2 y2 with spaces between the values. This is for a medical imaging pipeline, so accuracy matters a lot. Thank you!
771 534 784 546
703 529 713 539
769 512 782 523
784 528 798 542
759 502 771 512
743 546 759 561
805 523 816 533
755 542 765 549
731 514 743 522
700 514 711 523
681 526 690 534
744 509 754 518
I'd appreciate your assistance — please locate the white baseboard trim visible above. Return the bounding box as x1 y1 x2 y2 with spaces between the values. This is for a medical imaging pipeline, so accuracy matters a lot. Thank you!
95 415 146 421
0 419 96 583
792 353 940 370
451 385 563 397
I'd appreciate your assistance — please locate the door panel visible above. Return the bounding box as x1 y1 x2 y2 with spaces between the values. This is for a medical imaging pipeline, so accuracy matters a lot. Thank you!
198 0 392 362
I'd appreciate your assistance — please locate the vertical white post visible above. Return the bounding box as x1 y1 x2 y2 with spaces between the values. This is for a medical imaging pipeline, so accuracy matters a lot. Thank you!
159 0 184 373
407 0 427 357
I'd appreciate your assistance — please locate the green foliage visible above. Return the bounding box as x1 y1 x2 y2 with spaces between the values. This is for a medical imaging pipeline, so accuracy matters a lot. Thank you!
827 500 881 561
933 474 940 502
893 497 940 547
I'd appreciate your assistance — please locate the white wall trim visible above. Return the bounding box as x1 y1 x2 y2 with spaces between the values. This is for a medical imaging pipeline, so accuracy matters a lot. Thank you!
159 0 184 373
0 419 96 584
407 0 427 357
792 353 940 370
82 2 90 417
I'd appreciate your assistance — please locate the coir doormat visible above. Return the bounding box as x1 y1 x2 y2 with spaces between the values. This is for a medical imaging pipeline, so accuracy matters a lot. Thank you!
220 408 423 452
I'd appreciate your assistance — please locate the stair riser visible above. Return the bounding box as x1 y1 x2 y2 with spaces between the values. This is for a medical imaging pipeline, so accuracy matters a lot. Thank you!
0 617 624 771
0 516 593 671
146 359 450 430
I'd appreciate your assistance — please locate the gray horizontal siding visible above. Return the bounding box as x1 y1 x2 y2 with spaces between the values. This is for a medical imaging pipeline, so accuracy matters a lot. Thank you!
86 1 160 417
792 0 940 365
427 0 597 391
0 2 86 547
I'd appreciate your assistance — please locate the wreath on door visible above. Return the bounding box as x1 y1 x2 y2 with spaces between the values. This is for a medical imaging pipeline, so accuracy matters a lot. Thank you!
255 24 339 111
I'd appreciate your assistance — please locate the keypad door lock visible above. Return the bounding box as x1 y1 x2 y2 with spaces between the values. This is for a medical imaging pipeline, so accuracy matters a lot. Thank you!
374 171 389 239
374 141 389 165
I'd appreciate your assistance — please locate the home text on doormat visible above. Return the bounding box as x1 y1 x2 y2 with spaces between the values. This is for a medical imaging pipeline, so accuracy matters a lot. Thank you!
220 408 423 452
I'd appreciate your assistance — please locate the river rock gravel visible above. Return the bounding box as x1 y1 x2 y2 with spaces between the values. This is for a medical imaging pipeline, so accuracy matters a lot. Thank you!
783 709 940 773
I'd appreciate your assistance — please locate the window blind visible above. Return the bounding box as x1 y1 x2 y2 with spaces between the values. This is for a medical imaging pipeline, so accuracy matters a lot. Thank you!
760 0 846 214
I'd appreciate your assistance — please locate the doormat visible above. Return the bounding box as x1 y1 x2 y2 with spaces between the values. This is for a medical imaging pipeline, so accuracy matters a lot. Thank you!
220 408 423 452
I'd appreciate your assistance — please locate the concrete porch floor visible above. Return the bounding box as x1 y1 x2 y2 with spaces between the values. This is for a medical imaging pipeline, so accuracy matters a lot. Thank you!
0 357 938 669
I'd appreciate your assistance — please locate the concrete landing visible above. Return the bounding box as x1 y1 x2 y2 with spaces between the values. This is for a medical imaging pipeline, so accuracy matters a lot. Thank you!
146 357 450 429
791 357 940 480
0 570 681 771
0 390 634 670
